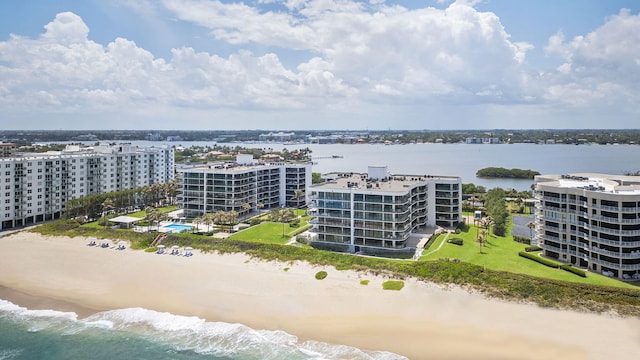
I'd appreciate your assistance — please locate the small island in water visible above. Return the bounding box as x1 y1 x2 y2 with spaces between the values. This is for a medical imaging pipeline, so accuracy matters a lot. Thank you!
476 167 540 179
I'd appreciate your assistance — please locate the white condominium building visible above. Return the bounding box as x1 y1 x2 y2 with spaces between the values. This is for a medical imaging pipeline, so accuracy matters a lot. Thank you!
535 173 640 280
177 155 312 218
308 166 461 255
0 144 175 231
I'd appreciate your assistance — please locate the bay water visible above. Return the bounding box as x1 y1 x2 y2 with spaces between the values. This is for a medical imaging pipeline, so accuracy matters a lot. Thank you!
208 142 640 191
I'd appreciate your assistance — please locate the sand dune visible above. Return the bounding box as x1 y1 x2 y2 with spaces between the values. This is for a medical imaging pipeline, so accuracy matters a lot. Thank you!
1 231 638 359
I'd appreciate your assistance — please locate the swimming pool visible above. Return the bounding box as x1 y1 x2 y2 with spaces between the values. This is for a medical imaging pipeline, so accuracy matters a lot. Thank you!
163 223 193 233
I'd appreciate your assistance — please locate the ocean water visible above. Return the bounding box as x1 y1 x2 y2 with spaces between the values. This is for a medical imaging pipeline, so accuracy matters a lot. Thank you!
0 300 406 360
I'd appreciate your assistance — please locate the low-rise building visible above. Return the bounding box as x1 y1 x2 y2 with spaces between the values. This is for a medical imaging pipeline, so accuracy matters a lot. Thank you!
308 166 461 256
535 173 640 280
0 144 174 230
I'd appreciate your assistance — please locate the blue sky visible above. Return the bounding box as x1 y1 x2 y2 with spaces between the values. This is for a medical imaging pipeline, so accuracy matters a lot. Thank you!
0 0 638 130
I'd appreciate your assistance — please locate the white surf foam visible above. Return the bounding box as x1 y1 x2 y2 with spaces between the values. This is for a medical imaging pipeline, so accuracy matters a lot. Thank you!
84 307 408 359
0 299 79 332
0 349 23 360
0 300 407 360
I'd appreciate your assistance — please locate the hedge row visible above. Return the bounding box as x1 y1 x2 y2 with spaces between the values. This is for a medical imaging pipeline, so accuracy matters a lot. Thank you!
447 238 464 246
513 235 531 245
518 251 560 268
525 246 542 252
561 265 587 277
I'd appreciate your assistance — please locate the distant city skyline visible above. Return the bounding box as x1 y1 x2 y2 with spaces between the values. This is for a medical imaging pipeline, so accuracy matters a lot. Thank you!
1 0 639 130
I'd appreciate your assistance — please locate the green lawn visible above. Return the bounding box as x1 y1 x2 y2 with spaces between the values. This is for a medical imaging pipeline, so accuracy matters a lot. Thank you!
228 222 294 244
421 219 637 289
228 209 312 245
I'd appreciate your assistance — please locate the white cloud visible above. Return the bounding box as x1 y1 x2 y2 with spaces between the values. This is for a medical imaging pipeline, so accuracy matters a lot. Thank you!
161 0 532 103
1 2 638 129
0 10 355 116
543 9 640 106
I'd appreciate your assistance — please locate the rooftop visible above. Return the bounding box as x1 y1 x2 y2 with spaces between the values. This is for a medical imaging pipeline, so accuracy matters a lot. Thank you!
179 161 310 174
537 173 640 195
313 172 459 193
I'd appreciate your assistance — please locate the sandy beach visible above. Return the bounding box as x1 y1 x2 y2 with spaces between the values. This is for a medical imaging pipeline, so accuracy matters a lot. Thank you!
1 231 639 359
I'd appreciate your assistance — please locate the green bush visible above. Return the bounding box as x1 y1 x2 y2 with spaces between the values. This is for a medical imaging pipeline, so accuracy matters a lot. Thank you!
525 245 542 252
360 279 370 285
513 235 531 244
382 280 404 291
315 271 328 280
447 238 464 246
561 265 587 277
518 251 560 268
249 218 262 226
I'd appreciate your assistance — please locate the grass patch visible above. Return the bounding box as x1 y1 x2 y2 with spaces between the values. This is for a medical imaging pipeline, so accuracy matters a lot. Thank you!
382 280 404 291
315 271 328 280
228 222 292 244
420 218 633 289
360 279 370 285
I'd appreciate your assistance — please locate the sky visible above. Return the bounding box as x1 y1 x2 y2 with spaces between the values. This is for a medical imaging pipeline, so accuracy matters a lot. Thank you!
0 0 639 131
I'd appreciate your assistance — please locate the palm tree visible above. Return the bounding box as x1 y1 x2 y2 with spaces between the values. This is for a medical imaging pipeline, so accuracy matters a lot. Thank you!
144 206 159 231
478 228 488 254
192 216 203 233
163 180 178 205
212 210 226 230
482 216 495 234
101 198 115 227
226 210 239 228
242 203 252 218
204 212 216 232
291 189 306 208
527 221 536 244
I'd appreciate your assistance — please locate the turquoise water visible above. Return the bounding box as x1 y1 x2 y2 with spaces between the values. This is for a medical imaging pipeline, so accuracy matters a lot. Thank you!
0 300 406 360
163 224 193 233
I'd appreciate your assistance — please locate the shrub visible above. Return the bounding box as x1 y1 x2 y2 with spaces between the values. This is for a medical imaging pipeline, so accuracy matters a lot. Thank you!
447 238 464 246
315 271 328 280
561 265 587 277
144 247 157 253
454 228 461 234
382 280 404 291
513 235 531 245
525 245 542 252
360 279 370 285
249 218 262 226
518 252 560 268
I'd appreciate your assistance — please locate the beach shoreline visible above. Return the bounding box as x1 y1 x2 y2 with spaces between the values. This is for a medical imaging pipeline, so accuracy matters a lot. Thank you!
1 231 638 359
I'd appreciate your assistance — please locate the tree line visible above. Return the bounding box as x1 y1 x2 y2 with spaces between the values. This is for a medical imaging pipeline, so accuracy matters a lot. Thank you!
476 167 540 179
65 180 177 220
